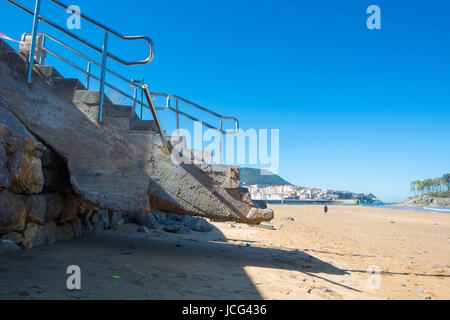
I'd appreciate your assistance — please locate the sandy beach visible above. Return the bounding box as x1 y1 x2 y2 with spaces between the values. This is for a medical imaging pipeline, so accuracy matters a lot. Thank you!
0 205 449 300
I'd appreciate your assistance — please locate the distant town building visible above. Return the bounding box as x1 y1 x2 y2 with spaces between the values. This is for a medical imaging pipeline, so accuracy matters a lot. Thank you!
245 185 340 201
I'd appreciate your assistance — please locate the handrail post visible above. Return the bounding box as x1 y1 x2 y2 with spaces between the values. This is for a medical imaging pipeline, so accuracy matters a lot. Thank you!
142 85 171 154
27 0 42 84
39 34 46 65
86 61 91 89
219 120 223 164
98 31 109 123
140 77 144 119
176 99 180 135
132 78 137 114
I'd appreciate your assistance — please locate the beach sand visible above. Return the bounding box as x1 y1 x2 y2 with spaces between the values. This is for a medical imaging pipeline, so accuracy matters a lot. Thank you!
0 205 449 300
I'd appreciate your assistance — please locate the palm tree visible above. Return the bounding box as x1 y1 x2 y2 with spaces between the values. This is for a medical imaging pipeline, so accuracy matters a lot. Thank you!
433 178 441 193
410 180 421 195
442 174 450 192
418 180 425 195
410 181 417 195
424 179 433 194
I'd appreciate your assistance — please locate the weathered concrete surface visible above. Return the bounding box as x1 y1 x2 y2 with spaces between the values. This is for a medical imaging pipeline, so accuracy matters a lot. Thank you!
148 140 272 223
0 39 273 223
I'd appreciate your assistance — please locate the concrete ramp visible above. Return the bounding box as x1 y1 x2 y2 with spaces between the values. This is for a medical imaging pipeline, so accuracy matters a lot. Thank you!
0 40 273 224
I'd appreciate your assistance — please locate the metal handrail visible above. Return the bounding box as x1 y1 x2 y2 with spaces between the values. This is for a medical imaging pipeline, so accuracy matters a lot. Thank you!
169 95 239 135
6 0 154 123
142 86 172 154
7 0 154 66
22 32 152 108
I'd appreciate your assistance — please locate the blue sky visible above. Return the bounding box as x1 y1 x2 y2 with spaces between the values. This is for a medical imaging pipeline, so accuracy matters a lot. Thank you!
1 0 449 202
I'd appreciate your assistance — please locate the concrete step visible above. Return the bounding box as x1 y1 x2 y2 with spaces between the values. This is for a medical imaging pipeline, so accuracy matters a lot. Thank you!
53 78 86 91
71 90 100 123
104 104 132 118
129 114 157 131
71 90 113 106
71 91 132 130
33 65 63 79
188 149 213 165
103 115 129 131
101 104 134 131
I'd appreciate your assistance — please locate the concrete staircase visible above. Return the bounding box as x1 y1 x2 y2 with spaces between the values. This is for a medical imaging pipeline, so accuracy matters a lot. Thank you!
0 39 273 224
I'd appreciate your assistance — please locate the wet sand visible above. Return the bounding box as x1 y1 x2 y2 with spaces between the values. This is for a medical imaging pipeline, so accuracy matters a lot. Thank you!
0 205 449 299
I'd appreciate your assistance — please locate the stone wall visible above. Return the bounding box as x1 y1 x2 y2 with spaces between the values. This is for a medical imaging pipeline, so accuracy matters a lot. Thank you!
0 106 123 253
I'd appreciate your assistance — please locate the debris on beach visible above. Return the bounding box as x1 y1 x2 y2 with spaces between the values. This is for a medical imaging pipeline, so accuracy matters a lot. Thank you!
256 222 276 230
125 211 213 234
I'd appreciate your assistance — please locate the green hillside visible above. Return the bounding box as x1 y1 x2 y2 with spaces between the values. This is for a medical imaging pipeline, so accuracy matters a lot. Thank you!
240 168 293 187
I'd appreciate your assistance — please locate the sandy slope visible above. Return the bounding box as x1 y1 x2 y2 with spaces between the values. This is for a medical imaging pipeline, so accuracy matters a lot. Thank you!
0 205 449 299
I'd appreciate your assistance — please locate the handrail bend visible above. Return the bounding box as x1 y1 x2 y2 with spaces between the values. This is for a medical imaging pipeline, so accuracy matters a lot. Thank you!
6 0 154 65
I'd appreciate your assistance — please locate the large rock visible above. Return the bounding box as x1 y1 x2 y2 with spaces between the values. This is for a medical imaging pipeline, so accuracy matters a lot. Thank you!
58 194 92 224
44 193 64 221
99 209 110 229
72 218 83 237
41 221 57 245
56 223 74 241
0 190 26 233
0 104 45 194
109 211 122 230
182 216 213 232
246 207 274 222
0 166 10 190
130 212 159 229
0 239 21 253
1 232 24 245
24 194 47 224
0 143 11 189
22 223 47 249
7 150 44 194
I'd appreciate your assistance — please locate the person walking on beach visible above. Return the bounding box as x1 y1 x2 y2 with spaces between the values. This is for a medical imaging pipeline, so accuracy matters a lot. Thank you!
324 205 328 214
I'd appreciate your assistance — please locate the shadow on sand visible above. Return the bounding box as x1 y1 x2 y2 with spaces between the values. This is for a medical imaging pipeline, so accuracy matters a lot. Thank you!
0 222 354 299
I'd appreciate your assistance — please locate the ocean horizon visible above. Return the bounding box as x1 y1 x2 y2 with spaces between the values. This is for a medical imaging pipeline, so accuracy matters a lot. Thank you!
269 202 450 214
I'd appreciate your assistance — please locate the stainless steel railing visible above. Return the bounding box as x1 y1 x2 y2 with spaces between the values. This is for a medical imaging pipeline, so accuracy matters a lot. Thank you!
7 0 153 123
21 31 154 113
7 0 239 159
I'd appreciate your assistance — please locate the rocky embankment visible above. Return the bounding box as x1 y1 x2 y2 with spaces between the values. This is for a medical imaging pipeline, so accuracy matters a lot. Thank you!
0 106 212 254
391 195 450 208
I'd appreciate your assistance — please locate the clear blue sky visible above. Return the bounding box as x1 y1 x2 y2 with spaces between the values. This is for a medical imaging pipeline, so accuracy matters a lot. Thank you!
1 0 449 202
